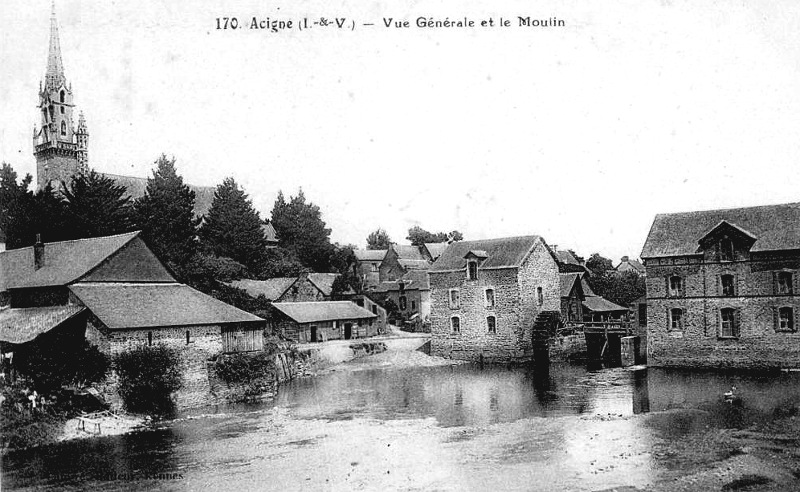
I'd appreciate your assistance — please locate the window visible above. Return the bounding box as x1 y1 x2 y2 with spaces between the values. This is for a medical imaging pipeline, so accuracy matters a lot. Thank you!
537 287 543 306
411 300 416 311
449 289 460 309
719 238 735 261
485 288 495 309
638 303 647 327
60 106 64 114
669 308 683 331
371 263 378 272
399 282 405 293
399 296 407 310
60 121 66 136
60 90 65 103
467 261 478 281
147 331 153 346
451 316 460 333
778 307 795 332
777 272 794 295
721 275 735 297
487 316 496 334
719 308 739 338
186 330 191 345
371 305 377 315
668 276 684 297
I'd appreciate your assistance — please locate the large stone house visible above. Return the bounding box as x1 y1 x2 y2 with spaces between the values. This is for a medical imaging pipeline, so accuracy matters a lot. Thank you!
0 232 265 408
428 236 561 362
641 203 800 369
378 242 448 282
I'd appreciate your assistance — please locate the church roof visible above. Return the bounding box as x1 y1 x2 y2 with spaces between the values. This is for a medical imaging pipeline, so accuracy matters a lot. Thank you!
101 173 215 217
44 3 66 89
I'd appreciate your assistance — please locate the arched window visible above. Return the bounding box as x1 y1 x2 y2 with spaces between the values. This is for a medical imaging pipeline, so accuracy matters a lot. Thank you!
60 121 66 136
487 316 496 334
60 90 65 103
451 316 460 333
669 308 683 331
485 288 495 308
537 287 543 306
449 289 460 309
720 274 735 297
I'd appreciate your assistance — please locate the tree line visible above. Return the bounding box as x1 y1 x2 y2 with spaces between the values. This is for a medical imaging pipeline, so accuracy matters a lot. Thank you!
0 156 357 296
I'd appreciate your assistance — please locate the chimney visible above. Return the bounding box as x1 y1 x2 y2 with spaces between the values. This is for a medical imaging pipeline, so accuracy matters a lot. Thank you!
34 234 45 270
621 256 629 262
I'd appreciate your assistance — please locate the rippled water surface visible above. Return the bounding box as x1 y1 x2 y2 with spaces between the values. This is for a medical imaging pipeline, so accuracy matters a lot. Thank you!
4 363 800 491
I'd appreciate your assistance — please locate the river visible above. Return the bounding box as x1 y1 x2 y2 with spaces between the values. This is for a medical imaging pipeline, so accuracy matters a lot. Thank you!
3 360 800 491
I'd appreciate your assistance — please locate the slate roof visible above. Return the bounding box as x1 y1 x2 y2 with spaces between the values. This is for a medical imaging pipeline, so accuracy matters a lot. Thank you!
559 273 582 297
307 273 340 297
429 236 542 272
355 249 387 262
0 231 140 290
262 222 278 243
229 278 296 301
374 270 430 292
616 258 645 274
641 202 800 258
393 244 427 261
101 173 215 217
581 277 597 297
0 305 85 344
556 250 581 265
397 259 431 270
69 283 263 329
423 242 449 261
271 301 376 324
582 296 628 313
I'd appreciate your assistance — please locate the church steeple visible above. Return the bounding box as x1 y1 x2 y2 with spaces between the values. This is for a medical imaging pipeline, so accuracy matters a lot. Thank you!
45 0 66 90
33 1 88 190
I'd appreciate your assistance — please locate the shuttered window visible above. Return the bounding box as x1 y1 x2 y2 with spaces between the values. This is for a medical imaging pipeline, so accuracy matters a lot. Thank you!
775 307 796 333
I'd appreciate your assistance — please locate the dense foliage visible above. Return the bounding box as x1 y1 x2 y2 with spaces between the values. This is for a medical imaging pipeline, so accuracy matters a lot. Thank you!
271 189 335 272
406 226 462 246
114 345 183 414
200 177 268 272
133 155 200 268
14 335 110 392
587 270 646 307
213 350 277 400
366 228 391 250
62 170 135 238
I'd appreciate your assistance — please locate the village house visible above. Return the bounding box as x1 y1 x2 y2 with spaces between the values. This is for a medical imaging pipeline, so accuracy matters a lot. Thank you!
428 236 561 362
353 249 386 289
559 273 585 324
615 256 646 276
641 202 800 369
270 301 378 343
230 273 342 303
0 232 266 408
348 294 388 335
378 242 448 282
372 269 431 329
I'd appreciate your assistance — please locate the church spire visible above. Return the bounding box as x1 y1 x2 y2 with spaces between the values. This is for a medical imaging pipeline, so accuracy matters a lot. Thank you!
45 0 66 89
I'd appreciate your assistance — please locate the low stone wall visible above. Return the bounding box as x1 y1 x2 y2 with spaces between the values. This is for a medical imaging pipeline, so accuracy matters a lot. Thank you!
293 341 387 375
548 334 587 361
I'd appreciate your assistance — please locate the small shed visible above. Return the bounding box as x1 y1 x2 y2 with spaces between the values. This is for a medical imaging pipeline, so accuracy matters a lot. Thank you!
271 301 377 343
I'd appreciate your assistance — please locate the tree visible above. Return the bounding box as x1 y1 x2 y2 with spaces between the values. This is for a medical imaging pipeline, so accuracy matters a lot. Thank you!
0 163 34 249
270 189 334 272
585 253 614 277
14 336 110 392
114 345 183 414
587 271 646 307
406 226 463 246
366 228 391 250
133 155 200 269
256 247 307 278
200 177 267 272
62 169 134 239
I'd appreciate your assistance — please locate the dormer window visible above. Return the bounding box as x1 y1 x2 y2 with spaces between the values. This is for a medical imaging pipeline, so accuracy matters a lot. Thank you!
719 238 735 261
467 261 478 280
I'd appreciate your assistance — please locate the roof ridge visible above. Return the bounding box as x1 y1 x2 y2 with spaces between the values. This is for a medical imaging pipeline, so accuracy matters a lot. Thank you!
656 201 800 217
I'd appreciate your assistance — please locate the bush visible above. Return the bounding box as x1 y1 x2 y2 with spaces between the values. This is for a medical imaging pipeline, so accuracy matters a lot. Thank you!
114 345 182 414
213 351 276 400
14 338 110 392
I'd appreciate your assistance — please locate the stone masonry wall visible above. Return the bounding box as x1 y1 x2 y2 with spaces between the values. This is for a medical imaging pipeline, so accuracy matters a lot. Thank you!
646 257 800 368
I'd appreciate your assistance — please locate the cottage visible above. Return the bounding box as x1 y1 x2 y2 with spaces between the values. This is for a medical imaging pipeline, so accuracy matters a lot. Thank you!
270 301 377 343
379 244 432 281
641 202 800 369
353 249 387 289
0 232 265 408
615 256 646 276
230 272 342 302
373 269 431 326
428 236 561 362
349 294 388 334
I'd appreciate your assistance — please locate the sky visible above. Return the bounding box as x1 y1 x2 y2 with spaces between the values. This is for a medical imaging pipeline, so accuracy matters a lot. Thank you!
1 0 799 262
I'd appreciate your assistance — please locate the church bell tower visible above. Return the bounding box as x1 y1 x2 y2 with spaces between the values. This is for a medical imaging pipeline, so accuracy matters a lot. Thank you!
33 1 88 190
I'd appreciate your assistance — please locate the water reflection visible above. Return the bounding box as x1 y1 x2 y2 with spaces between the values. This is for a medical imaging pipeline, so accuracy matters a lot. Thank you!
4 363 800 491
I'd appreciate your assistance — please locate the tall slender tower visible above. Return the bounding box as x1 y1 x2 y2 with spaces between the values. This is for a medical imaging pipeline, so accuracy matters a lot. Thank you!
33 1 88 190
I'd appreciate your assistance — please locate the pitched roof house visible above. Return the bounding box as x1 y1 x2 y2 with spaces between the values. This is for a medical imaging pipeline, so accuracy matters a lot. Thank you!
229 273 342 303
641 202 800 369
428 236 561 362
379 243 445 282
353 249 387 289
271 301 377 342
0 232 265 408
615 256 646 276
